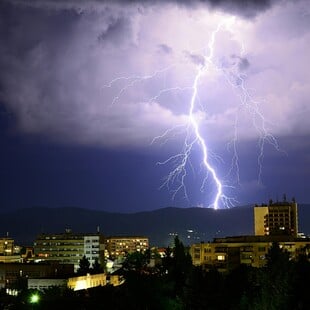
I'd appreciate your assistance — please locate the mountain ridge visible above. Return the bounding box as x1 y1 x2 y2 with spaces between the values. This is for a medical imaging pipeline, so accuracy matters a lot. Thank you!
0 204 309 246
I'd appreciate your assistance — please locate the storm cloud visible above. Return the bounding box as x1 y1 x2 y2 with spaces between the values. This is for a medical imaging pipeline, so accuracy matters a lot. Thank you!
0 0 309 210
0 0 309 150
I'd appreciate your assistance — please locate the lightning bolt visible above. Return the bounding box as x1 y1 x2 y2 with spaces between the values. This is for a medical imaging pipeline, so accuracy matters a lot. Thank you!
103 15 279 210
157 17 237 209
221 47 281 184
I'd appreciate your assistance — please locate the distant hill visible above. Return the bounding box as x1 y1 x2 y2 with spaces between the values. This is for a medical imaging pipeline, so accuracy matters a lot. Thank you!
0 204 309 246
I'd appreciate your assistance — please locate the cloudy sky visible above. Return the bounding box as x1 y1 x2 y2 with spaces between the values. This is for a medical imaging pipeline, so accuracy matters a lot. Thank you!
0 0 309 212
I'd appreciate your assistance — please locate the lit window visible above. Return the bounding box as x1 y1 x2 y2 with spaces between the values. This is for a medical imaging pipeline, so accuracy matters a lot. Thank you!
217 255 225 261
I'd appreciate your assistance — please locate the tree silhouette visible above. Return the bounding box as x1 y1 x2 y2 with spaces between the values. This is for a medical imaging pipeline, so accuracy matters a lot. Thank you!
91 258 103 274
77 255 91 275
163 236 192 298
253 242 292 310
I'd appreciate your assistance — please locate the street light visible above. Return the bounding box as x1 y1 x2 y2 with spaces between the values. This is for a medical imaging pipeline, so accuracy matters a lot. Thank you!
29 292 40 304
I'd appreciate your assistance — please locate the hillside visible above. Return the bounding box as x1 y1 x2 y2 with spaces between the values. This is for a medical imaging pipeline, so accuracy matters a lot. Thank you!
0 204 309 246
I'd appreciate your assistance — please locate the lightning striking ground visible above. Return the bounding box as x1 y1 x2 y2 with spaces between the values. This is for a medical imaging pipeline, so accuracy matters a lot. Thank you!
103 15 279 209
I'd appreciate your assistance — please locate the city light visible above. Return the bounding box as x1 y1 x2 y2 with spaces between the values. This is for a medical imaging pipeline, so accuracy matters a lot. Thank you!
29 292 40 304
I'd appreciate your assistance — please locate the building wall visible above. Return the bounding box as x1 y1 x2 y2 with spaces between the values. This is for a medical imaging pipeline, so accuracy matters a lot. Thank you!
0 255 22 263
254 201 298 237
254 206 268 236
0 263 73 289
83 235 105 267
0 238 14 256
34 231 105 272
108 274 124 286
106 236 149 258
67 273 107 291
27 273 124 292
190 237 310 272
28 278 67 291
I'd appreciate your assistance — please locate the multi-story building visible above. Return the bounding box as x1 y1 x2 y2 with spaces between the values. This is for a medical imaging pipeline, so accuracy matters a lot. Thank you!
254 199 298 237
0 237 22 263
0 238 14 256
83 234 105 267
34 230 104 272
190 199 308 271
190 235 310 271
106 236 149 258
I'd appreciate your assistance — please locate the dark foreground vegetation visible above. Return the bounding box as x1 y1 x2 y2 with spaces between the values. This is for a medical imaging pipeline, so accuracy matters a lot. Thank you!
1 238 309 310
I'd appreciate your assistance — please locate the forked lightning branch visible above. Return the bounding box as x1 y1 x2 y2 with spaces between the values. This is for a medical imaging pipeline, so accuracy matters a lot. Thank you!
103 16 279 209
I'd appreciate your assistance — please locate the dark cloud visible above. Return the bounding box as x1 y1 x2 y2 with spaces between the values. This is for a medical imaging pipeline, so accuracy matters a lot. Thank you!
200 0 274 17
237 57 250 71
184 52 205 66
231 55 250 71
0 0 309 211
157 44 173 54
0 0 308 148
98 15 135 46
115 0 275 17
7 0 277 18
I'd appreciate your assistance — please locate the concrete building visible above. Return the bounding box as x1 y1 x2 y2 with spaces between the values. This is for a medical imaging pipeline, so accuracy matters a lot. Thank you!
28 278 67 291
67 273 107 291
106 236 149 258
254 199 298 237
0 262 73 290
83 234 105 267
190 235 310 272
28 273 124 292
0 237 22 263
34 230 104 272
0 238 14 256
191 199 307 272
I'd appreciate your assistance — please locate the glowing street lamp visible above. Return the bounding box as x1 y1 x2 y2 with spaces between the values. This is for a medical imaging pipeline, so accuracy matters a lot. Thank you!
29 293 40 304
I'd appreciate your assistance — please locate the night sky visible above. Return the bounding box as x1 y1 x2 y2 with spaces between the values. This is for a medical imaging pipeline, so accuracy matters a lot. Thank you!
0 0 309 213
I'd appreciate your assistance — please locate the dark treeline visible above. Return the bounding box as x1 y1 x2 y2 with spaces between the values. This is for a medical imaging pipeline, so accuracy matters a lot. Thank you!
1 237 309 309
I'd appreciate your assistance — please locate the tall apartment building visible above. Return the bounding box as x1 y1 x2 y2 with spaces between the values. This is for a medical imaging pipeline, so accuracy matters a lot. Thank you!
106 236 149 258
34 230 104 272
254 199 298 237
190 199 307 271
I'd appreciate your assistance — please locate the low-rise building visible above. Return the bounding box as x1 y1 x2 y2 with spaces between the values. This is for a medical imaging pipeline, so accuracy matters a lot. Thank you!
68 273 107 291
27 273 125 292
190 235 310 272
67 273 124 291
28 278 67 291
0 262 74 290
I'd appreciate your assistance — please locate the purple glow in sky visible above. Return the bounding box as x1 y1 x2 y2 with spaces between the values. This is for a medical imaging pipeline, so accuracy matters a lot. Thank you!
0 0 309 211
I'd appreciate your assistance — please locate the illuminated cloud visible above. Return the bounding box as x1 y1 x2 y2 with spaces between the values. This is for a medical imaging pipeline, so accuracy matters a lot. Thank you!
0 0 309 149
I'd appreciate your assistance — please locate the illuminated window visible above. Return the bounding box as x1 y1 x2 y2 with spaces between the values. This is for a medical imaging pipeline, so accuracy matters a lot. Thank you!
217 255 225 261
241 254 252 260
